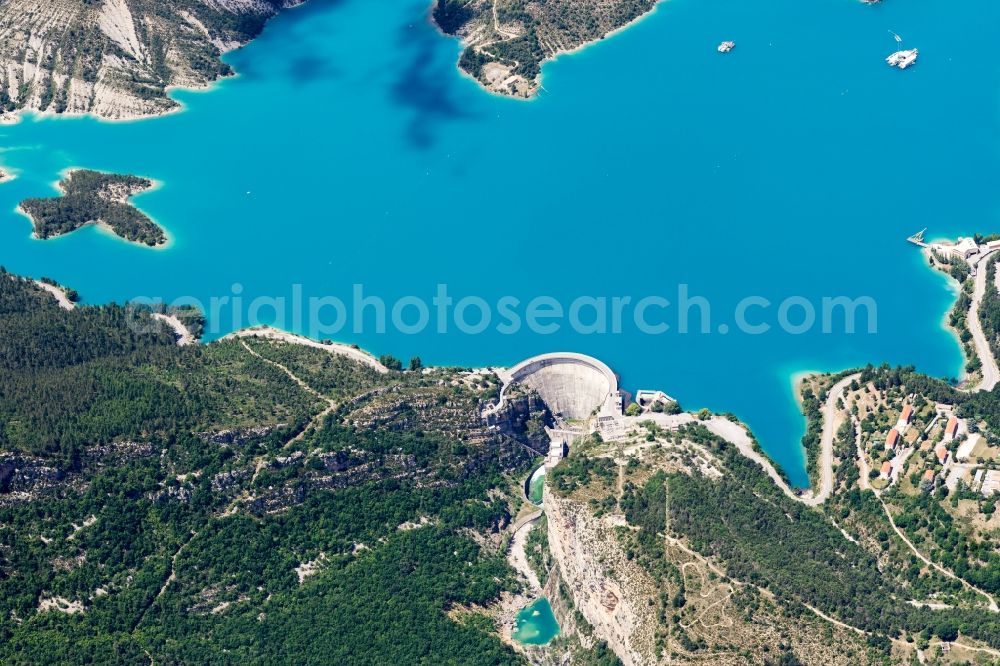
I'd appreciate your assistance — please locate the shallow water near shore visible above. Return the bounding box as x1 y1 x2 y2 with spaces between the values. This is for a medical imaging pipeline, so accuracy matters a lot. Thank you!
1 0 995 485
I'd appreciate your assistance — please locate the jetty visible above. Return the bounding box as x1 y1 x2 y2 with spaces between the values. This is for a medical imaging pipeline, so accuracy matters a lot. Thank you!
907 228 927 247
887 49 918 69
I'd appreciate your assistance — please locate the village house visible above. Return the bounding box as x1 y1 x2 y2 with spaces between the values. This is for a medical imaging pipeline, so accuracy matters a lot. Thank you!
944 416 960 442
897 405 914 430
921 468 936 490
885 429 900 450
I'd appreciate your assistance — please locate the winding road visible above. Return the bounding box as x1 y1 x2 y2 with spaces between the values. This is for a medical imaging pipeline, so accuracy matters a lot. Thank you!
707 373 857 508
807 374 859 505
239 340 339 451
967 250 999 391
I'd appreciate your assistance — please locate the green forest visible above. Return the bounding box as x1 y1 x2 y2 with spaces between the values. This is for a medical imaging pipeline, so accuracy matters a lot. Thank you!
0 273 539 664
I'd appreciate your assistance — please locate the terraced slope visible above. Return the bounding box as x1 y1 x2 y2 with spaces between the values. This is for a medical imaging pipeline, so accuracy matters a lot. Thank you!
0 0 302 120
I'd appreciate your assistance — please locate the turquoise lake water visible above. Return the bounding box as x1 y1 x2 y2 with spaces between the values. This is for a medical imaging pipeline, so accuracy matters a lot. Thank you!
512 598 560 646
2 0 997 485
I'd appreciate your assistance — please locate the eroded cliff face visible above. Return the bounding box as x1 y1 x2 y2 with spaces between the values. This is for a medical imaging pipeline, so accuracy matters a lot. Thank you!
0 0 303 120
487 389 553 454
545 492 659 666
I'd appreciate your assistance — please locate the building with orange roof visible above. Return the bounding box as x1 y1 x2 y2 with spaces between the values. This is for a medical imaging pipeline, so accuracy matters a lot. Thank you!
885 429 900 449
944 416 959 441
900 405 914 424
879 461 893 479
922 469 935 483
935 444 950 466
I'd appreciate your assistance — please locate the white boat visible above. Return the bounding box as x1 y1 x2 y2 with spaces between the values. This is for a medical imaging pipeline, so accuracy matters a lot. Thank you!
717 41 735 53
886 48 918 69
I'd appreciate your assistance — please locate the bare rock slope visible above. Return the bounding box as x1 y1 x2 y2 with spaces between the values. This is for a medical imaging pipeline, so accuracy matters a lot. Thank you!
0 0 302 120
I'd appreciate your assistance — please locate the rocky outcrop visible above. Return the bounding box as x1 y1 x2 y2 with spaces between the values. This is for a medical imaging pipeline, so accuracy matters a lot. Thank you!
199 425 283 446
0 441 156 502
545 492 659 666
0 455 64 494
0 0 305 120
487 389 553 454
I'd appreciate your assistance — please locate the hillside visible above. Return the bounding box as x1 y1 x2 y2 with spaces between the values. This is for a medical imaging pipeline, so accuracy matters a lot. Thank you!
0 272 552 663
5 266 1000 664
0 0 303 120
539 418 1000 664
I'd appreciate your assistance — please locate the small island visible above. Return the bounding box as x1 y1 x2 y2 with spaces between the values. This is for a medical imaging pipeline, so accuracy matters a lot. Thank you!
19 169 166 247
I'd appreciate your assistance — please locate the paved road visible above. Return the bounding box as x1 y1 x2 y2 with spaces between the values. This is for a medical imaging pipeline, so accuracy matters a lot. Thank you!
968 250 999 391
808 374 860 505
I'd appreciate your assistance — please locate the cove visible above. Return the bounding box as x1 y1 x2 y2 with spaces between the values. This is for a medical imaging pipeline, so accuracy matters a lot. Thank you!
0 0 995 486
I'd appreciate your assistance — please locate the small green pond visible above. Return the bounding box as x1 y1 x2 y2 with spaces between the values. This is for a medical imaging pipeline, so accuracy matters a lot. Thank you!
527 467 545 505
512 598 560 646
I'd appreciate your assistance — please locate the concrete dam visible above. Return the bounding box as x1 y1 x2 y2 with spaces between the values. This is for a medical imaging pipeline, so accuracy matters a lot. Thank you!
493 352 622 422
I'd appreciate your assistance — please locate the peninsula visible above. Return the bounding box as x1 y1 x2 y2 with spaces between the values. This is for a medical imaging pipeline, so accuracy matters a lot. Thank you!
20 169 165 247
432 0 659 98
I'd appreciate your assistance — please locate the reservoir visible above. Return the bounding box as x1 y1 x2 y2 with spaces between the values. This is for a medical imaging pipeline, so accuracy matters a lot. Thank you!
0 0 993 485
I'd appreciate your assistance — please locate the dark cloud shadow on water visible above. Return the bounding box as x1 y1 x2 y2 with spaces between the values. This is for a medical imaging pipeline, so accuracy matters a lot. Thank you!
391 10 478 149
287 54 343 85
